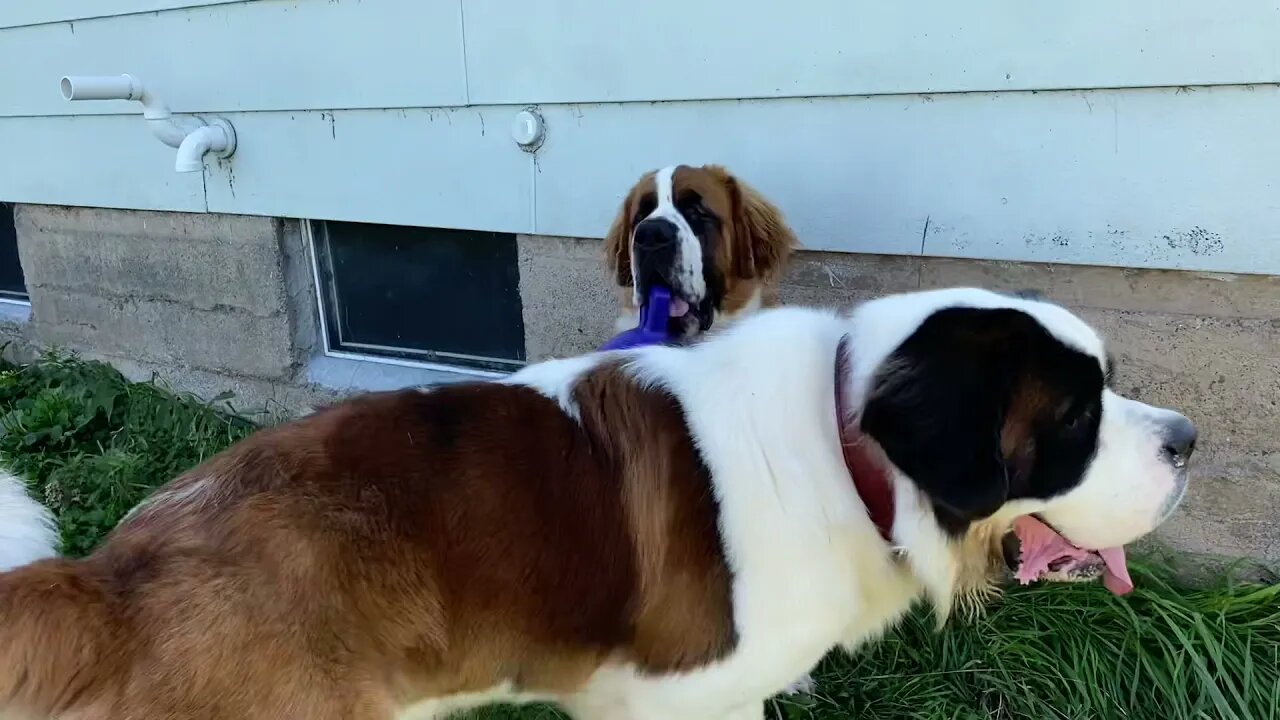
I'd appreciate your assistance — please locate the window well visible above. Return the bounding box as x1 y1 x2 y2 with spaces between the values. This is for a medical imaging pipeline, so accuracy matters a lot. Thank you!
311 220 525 373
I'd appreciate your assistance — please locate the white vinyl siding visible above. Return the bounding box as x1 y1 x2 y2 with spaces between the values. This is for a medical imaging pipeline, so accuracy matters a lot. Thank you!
2 0 1277 273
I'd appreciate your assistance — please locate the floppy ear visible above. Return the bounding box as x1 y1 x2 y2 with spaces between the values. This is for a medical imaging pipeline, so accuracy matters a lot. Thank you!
602 197 634 288
712 167 798 280
860 308 1047 534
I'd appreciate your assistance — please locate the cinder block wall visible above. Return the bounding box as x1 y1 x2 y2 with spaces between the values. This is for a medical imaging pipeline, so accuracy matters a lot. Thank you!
10 205 323 414
7 206 1278 571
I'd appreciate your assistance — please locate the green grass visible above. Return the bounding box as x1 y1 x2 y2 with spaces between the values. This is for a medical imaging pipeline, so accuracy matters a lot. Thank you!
1 352 1277 720
465 572 1280 720
0 350 256 555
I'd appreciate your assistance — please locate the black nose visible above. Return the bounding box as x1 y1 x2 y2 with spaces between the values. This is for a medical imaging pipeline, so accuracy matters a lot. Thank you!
632 218 678 253
1161 415 1198 467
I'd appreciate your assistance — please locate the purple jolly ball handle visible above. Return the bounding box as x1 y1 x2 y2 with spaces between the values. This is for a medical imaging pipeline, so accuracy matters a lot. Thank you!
598 286 675 351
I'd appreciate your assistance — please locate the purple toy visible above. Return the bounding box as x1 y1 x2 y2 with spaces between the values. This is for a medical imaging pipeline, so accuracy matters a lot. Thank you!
599 286 675 351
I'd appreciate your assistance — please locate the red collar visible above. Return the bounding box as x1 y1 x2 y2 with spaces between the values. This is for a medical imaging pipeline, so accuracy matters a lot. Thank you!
834 336 896 544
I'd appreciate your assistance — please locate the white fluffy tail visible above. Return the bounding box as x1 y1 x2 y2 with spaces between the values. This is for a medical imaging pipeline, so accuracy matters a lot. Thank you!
0 470 58 571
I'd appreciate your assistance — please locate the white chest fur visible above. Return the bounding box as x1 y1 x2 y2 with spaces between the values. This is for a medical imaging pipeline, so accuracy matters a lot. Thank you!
580 309 927 717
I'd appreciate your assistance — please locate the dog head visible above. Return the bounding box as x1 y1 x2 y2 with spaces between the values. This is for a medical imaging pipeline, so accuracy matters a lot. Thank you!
848 288 1195 607
604 164 798 338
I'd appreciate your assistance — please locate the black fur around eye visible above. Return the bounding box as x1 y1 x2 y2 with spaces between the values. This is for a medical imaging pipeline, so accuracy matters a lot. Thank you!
680 198 720 231
633 196 657 226
860 306 1107 534
1059 404 1097 434
677 192 704 215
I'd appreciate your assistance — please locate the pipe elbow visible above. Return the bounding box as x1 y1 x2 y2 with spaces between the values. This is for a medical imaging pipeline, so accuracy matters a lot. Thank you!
174 120 236 173
148 117 194 149
175 127 216 173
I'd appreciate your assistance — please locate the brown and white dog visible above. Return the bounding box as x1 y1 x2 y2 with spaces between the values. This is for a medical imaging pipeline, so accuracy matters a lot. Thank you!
0 287 1195 720
604 164 798 339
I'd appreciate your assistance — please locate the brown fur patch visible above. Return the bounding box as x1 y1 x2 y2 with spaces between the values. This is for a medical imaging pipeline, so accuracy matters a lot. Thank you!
573 362 737 672
999 377 1055 470
699 164 797 284
955 375 1078 617
0 372 735 718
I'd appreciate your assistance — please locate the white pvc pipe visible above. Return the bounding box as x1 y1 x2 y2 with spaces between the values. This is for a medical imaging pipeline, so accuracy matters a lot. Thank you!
175 128 217 173
59 74 236 172
149 115 203 149
60 74 142 102
175 121 234 173
62 73 172 121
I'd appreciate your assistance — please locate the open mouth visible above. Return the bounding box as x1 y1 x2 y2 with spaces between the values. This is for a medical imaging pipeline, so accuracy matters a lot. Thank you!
668 295 692 319
1001 516 1134 595
666 293 714 337
638 279 710 337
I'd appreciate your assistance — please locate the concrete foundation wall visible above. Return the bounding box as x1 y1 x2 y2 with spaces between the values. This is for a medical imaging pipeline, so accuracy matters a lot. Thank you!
8 205 1278 571
9 205 325 415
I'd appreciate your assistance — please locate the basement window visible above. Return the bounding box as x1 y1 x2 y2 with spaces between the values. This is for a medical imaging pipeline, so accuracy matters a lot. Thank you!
308 220 526 374
0 203 29 304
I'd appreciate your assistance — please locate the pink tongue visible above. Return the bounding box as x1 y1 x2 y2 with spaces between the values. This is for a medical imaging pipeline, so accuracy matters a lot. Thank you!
1011 516 1133 596
669 297 691 317
1097 547 1133 595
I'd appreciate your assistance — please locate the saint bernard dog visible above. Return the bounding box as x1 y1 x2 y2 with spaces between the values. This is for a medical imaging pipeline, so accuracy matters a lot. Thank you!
0 287 1195 720
605 164 798 338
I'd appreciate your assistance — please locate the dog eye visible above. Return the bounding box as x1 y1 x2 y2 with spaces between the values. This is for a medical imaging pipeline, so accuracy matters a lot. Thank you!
681 201 718 228
677 193 706 216
1061 406 1094 433
632 196 657 225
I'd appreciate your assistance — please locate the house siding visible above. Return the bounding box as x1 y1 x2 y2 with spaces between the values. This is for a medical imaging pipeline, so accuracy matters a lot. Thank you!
1 0 1278 271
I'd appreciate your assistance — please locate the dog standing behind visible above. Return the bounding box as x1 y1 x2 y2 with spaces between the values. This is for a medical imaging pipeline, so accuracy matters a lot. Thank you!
604 164 798 339
601 165 816 697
